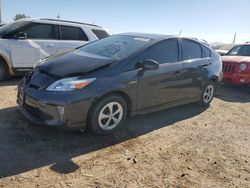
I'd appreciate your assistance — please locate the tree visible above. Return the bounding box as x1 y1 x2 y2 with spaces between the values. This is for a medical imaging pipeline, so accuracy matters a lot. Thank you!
13 14 30 21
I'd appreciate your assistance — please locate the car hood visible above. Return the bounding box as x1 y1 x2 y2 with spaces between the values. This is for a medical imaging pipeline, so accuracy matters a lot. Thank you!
38 50 114 77
222 56 250 63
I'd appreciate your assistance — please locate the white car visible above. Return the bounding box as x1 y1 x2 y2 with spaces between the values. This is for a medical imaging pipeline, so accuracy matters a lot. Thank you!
0 18 109 81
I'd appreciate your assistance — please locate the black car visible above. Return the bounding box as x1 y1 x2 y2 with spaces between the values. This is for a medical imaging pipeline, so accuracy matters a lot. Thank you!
17 33 223 135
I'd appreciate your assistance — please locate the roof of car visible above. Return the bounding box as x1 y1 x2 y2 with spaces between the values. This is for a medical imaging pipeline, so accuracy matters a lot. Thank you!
119 32 177 41
17 18 102 28
118 33 210 46
239 43 250 46
228 43 250 48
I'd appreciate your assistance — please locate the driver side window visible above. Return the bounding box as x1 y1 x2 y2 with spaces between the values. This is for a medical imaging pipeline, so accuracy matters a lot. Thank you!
20 23 58 40
146 39 179 64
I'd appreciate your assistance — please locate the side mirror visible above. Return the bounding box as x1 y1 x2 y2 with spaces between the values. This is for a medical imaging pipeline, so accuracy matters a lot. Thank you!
15 32 27 40
136 59 159 70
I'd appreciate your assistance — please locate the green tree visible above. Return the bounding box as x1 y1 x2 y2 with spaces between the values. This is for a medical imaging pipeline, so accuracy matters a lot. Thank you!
13 14 30 21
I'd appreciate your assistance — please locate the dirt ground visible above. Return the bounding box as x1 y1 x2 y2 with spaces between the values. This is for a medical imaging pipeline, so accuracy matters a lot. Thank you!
0 77 249 188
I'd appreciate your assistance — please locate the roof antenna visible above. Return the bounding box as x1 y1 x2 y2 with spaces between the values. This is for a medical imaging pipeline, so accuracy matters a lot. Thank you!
57 13 61 20
0 0 2 23
92 19 96 24
232 33 237 44
178 30 182 36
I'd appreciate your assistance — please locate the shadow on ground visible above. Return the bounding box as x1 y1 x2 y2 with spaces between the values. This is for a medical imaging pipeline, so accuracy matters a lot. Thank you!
215 84 250 103
0 103 207 178
0 83 249 178
0 76 23 87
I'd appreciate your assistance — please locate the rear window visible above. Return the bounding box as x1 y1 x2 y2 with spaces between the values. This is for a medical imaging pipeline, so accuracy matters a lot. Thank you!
92 29 109 39
60 26 88 41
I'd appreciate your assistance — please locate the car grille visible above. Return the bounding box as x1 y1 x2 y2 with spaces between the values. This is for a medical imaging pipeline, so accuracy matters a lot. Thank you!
223 63 236 73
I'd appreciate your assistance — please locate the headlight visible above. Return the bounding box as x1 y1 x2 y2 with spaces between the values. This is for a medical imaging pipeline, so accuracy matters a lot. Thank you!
239 64 247 71
46 77 96 91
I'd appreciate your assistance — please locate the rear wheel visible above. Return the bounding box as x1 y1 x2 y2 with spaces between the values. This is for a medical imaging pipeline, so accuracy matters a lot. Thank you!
88 94 128 135
200 83 215 106
0 61 9 81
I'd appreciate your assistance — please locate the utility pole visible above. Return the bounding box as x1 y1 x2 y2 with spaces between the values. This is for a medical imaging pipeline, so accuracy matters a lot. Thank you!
178 30 182 36
233 33 237 44
57 13 60 20
0 0 2 23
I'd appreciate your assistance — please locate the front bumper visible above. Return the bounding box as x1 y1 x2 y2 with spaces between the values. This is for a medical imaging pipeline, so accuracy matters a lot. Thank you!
223 72 250 85
17 82 95 130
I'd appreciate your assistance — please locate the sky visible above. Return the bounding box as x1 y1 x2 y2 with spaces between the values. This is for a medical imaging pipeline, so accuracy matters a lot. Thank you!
1 0 250 43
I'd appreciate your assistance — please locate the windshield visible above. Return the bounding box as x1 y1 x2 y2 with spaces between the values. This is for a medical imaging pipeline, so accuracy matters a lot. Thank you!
78 35 151 60
0 21 29 37
226 45 250 56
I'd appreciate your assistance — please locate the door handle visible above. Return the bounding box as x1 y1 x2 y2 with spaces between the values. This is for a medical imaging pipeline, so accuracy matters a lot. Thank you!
173 70 182 78
201 66 208 70
199 63 212 70
173 70 181 75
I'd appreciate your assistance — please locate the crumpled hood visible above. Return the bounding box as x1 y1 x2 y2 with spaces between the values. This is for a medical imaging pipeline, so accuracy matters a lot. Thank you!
38 50 114 77
222 56 250 63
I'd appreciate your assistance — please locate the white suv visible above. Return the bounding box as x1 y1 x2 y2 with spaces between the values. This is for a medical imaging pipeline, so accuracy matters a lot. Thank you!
0 18 109 81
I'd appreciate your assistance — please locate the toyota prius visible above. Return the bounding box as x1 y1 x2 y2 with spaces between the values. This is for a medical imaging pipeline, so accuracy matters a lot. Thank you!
17 33 222 135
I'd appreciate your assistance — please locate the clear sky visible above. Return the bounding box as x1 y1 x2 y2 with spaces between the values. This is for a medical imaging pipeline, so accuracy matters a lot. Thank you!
2 0 250 43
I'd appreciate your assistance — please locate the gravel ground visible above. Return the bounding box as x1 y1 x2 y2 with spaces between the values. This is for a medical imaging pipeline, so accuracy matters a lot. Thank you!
0 77 249 188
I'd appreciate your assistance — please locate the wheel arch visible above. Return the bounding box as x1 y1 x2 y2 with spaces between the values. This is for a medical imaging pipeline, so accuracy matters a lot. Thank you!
210 75 219 85
88 90 133 119
0 54 14 77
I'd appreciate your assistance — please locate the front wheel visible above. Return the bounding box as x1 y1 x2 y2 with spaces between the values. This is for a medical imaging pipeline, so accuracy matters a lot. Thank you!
0 62 9 81
88 94 128 135
200 83 215 106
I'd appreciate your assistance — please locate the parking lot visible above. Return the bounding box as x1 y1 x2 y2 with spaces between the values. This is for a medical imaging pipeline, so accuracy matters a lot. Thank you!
0 78 250 188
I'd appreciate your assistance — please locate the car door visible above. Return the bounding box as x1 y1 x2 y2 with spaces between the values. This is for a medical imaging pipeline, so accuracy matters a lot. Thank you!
180 39 212 99
56 25 89 53
9 23 59 68
137 39 187 110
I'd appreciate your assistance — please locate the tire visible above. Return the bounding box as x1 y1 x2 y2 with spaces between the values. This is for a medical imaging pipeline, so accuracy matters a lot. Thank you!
200 82 215 106
88 94 128 135
0 61 9 81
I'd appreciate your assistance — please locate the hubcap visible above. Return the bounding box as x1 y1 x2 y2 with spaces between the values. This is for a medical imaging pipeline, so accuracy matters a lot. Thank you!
98 102 123 131
203 85 214 103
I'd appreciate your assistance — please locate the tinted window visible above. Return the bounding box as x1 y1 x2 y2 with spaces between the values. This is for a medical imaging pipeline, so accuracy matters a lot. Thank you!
60 26 88 41
182 39 202 60
146 39 179 64
22 23 58 39
92 29 109 39
79 35 151 60
201 45 211 57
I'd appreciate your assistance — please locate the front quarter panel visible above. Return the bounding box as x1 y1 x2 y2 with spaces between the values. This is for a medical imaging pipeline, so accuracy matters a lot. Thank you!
86 69 139 112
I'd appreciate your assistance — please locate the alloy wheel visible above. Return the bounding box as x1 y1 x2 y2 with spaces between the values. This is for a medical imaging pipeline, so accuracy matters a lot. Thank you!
98 102 124 131
203 85 214 104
